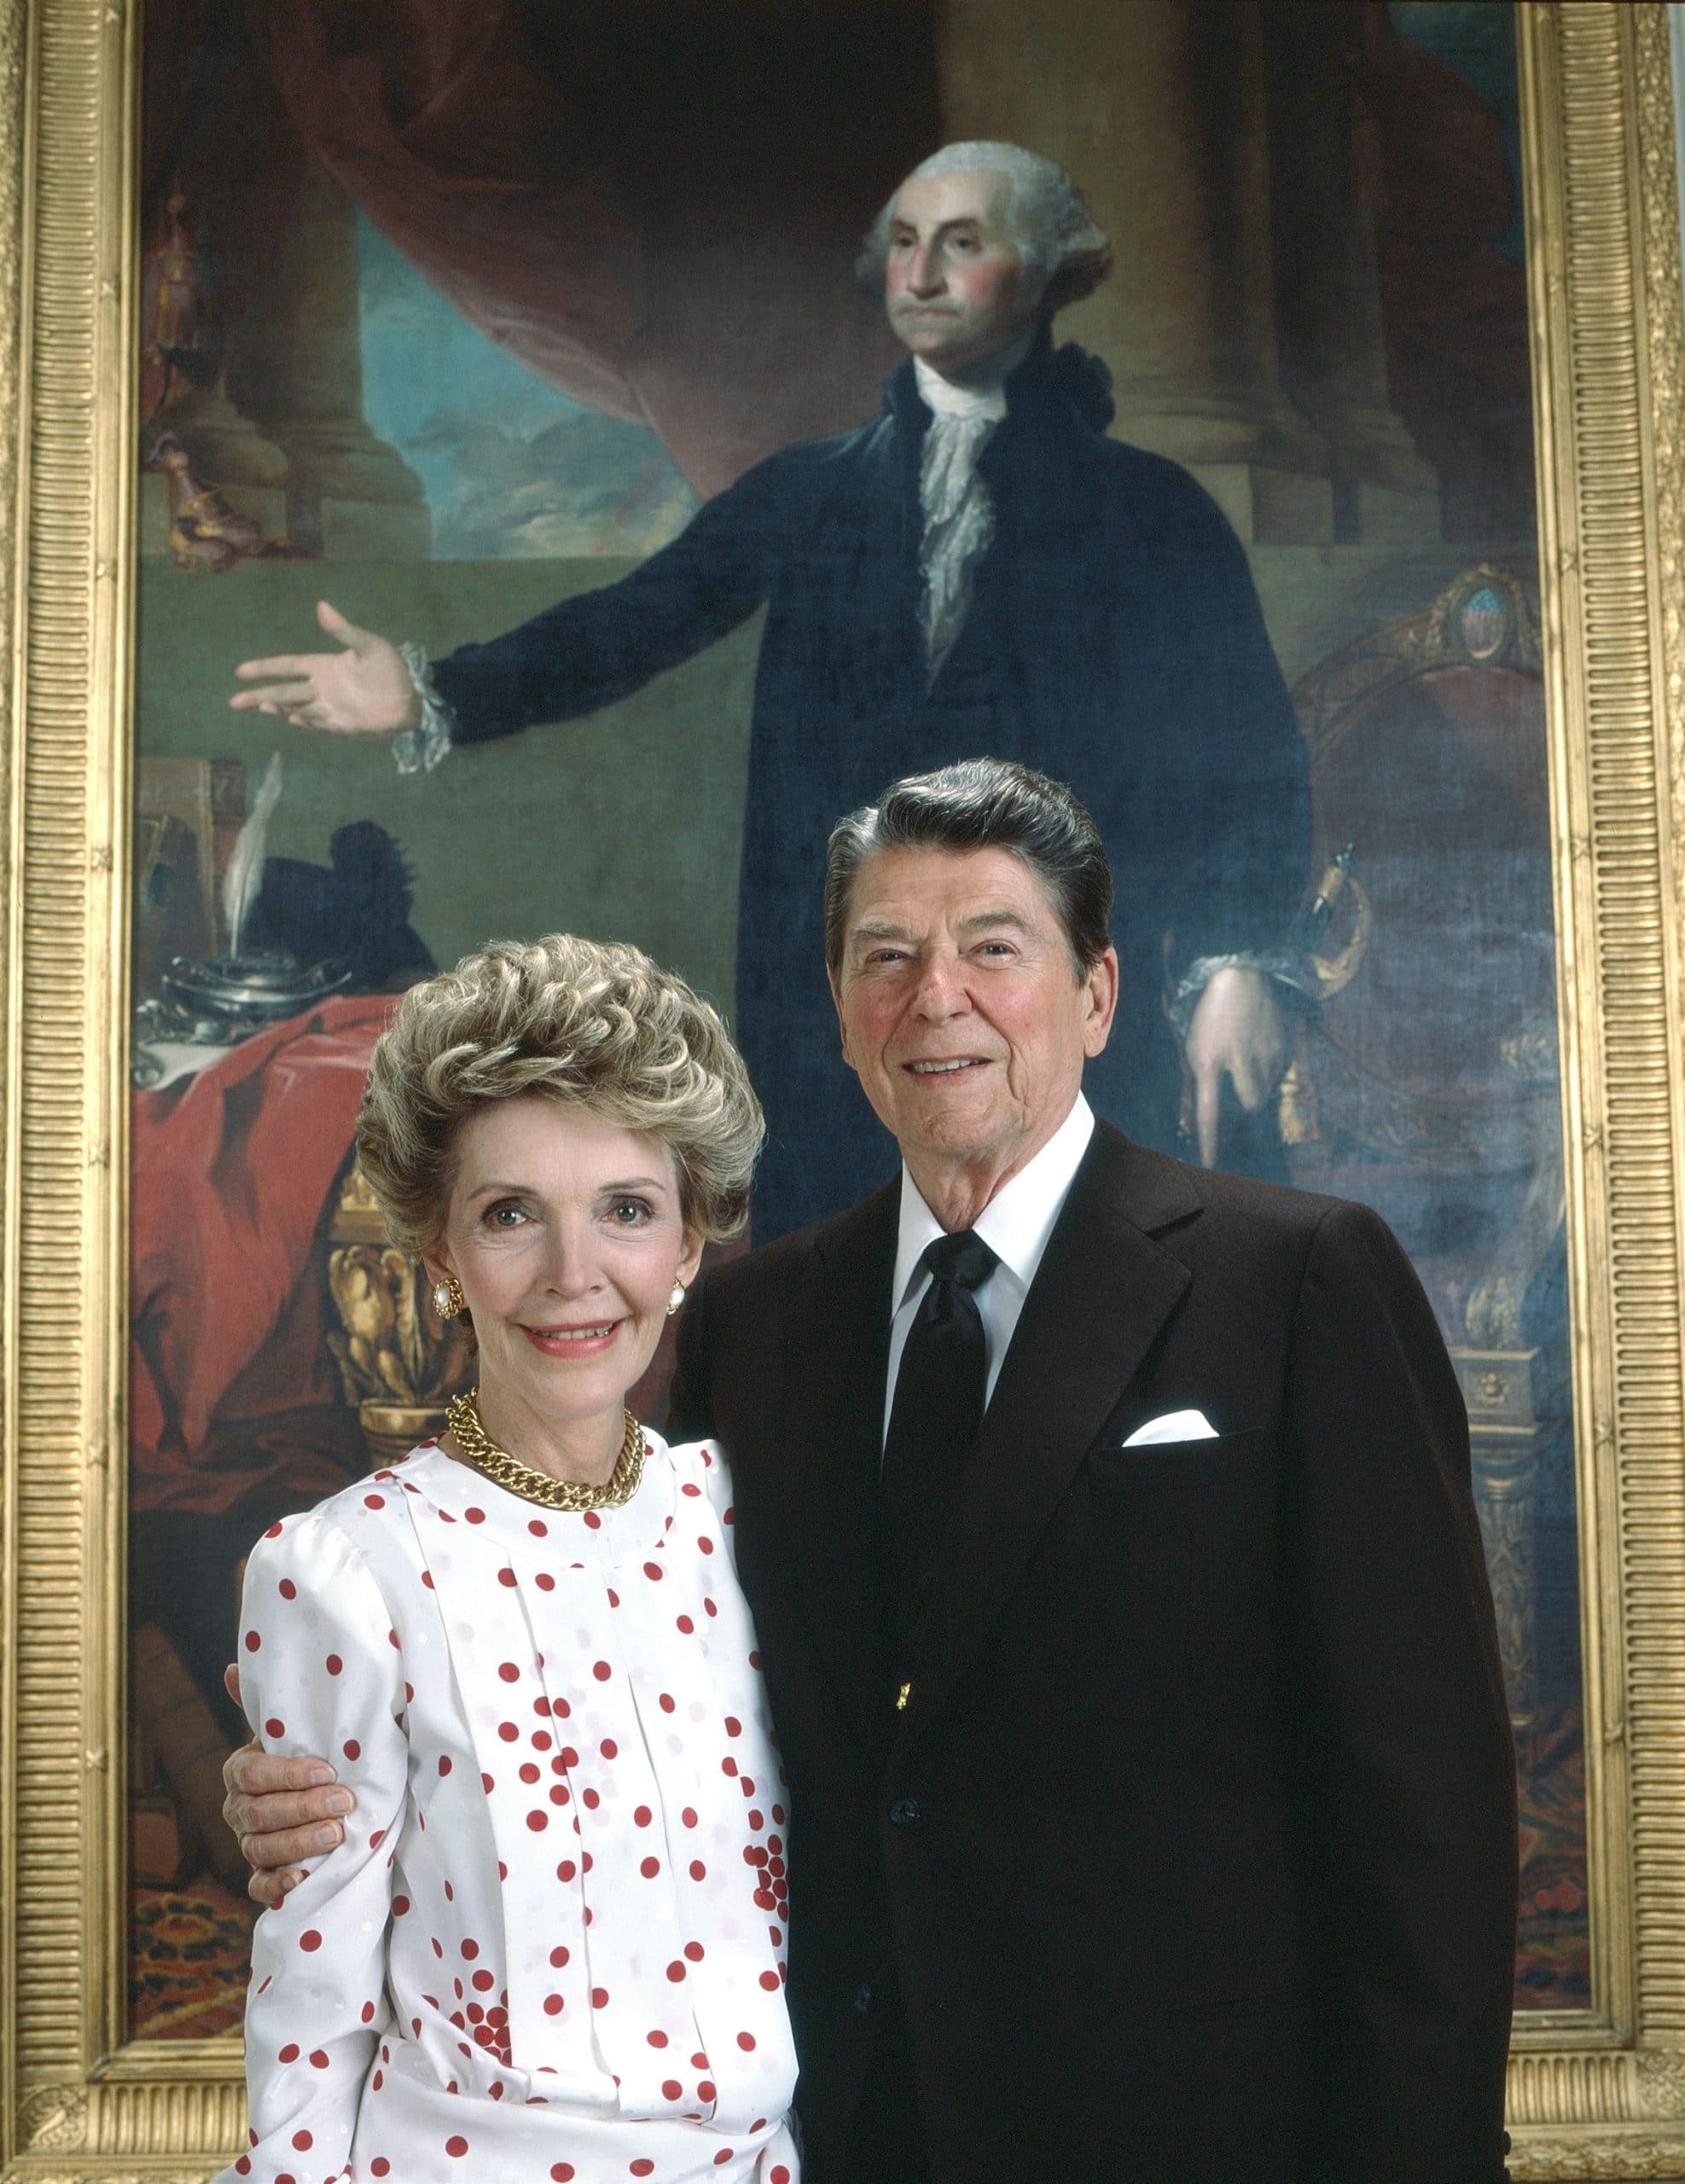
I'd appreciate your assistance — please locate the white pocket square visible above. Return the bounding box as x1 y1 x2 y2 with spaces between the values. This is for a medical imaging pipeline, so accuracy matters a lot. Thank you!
1122 1409 1218 1447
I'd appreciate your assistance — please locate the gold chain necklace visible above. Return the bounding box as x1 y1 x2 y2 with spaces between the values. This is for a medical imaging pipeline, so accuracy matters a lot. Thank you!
444 1389 646 1513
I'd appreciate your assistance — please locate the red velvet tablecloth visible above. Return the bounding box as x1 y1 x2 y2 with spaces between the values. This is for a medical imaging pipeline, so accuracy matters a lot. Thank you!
130 994 395 1518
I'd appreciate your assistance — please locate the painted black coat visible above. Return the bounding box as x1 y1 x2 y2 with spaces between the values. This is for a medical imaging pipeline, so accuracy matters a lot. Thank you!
434 333 1310 1240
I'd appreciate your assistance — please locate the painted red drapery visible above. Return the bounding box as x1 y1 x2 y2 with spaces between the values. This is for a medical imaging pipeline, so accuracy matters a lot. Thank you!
142 0 936 497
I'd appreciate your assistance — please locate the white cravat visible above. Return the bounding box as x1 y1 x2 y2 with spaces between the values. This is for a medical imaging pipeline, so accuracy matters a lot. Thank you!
914 330 1033 681
882 1094 1096 1448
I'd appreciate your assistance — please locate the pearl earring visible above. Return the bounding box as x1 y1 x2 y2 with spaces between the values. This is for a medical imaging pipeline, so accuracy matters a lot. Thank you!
432 1274 466 1319
667 1279 687 1317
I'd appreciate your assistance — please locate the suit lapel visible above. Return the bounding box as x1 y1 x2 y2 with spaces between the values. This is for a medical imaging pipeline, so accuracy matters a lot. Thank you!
773 1182 898 1760
893 1127 1200 1757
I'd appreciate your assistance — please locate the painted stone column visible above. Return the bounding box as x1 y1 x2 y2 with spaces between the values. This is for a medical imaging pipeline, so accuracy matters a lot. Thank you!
1262 0 1440 543
225 158 430 559
935 0 1334 543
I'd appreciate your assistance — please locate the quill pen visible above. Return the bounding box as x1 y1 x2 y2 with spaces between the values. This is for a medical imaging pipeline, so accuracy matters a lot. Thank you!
222 750 282 960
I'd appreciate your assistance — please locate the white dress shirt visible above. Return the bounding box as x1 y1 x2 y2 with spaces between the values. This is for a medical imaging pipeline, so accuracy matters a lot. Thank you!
881 1094 1096 1447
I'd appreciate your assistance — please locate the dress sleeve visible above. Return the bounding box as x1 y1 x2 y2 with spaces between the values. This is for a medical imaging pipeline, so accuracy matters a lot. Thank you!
228 1509 409 2184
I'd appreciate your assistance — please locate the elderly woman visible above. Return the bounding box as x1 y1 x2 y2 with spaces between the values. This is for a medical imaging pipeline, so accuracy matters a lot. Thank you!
218 935 798 2184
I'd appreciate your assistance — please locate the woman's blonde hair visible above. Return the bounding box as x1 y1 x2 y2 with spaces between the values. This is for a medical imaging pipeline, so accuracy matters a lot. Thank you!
357 934 764 1256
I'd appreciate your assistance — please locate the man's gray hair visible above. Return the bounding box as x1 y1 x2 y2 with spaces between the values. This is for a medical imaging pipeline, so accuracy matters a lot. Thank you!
857 141 1113 313
824 758 1114 982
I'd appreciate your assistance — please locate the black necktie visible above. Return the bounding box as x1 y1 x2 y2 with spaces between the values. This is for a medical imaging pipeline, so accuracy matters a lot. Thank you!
879 1229 999 1651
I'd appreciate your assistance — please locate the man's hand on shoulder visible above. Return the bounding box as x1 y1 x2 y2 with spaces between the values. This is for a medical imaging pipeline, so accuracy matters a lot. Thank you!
220 1664 355 1908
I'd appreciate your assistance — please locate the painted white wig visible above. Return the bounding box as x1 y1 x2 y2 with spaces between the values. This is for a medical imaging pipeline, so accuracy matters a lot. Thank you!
857 140 1113 311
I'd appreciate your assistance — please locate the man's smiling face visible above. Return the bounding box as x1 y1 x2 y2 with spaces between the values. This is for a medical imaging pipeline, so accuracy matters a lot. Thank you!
832 845 1117 1197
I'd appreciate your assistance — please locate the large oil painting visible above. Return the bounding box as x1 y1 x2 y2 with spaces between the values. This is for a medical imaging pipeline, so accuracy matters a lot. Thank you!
125 0 1579 2069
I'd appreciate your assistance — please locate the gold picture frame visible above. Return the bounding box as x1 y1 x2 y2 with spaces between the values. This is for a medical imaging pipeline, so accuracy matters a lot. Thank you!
2 1 1685 2175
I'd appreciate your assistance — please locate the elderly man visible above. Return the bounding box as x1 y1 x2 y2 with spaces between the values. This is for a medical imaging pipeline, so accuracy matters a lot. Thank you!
229 761 1517 2183
230 141 1310 1240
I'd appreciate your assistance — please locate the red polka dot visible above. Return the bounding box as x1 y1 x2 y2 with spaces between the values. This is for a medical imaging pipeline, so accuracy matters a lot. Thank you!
438 1755 453 1775
243 1630 260 1652
699 1537 715 1555
676 1615 694 1635
659 1693 677 1714
498 1663 520 1682
498 1567 517 1587
278 2042 299 2063
715 2155 735 2169
643 1560 663 1580
556 1859 578 1882
264 1717 285 1739
371 2164 391 2178
324 1653 343 1676
641 1856 660 1878
698 2078 718 2100
690 1860 707 1880
759 1971 781 1991
634 1804 653 1827
631 2164 655 2178
299 1930 322 1952
684 1942 705 1962
310 2047 330 2067
264 1521 283 1536
445 2134 469 2156
364 1494 386 1510
662 2078 683 2100
472 1968 495 1991
526 1809 548 1831
582 1788 600 1810
392 1895 410 1915
461 1937 479 1959
498 1722 520 1742
584 1509 601 1530
543 1993 564 2016
666 1960 686 1982
682 1806 698 1827
520 1762 541 1784
292 2129 313 2150
722 1757 738 1777
591 1985 610 2007
528 1518 549 1537
724 1716 742 1737
551 2168 575 2181
647 2028 669 2046
277 1577 297 1600
592 1660 612 1682
771 2169 791 2183
465 1507 485 1524
361 2001 376 2023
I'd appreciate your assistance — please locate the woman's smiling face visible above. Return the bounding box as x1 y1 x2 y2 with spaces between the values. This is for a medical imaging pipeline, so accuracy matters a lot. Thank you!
425 1094 702 1449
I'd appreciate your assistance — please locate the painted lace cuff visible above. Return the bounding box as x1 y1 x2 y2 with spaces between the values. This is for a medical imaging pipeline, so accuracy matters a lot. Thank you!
392 642 454 775
1168 950 1321 1042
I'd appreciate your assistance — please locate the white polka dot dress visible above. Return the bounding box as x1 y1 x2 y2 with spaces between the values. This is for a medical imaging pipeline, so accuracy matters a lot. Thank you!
217 1433 799 2184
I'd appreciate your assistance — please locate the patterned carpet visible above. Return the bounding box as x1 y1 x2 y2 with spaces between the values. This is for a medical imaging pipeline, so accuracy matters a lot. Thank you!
131 1875 255 2037
1513 1704 1590 2010
129 1705 1592 2037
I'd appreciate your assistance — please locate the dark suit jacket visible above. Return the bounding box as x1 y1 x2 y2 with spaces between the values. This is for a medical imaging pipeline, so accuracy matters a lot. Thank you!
433 329 1308 1239
670 1121 1517 2183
